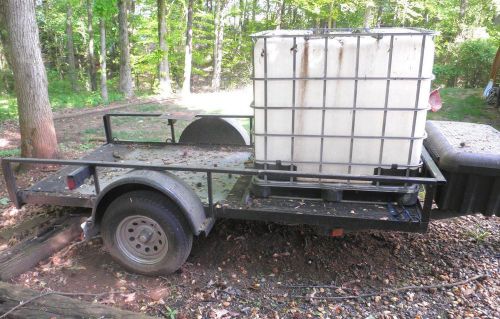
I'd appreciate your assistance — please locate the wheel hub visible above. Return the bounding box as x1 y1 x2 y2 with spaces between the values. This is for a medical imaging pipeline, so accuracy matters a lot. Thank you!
115 215 168 265
137 227 153 243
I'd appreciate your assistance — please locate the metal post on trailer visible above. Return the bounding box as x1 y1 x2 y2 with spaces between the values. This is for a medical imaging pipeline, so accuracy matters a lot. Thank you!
421 184 435 226
103 114 113 143
249 117 254 146
206 171 214 216
1 160 20 208
168 119 176 143
90 165 101 194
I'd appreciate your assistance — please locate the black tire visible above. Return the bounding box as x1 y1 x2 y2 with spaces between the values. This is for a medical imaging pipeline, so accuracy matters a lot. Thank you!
101 190 193 275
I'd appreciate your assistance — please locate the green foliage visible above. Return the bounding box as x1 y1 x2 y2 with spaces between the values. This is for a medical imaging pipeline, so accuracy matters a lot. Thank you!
48 70 124 109
465 228 491 242
0 197 10 206
0 0 498 117
455 40 497 88
0 96 17 121
0 73 125 121
434 40 497 88
164 307 177 319
0 148 20 157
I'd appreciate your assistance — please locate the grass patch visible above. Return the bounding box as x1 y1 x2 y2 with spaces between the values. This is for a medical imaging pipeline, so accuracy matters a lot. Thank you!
1 74 126 122
0 96 18 121
0 148 20 157
429 88 499 128
133 103 164 112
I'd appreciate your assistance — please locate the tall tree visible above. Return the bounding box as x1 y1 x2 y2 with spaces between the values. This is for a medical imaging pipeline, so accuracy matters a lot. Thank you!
157 0 173 96
181 0 194 95
87 0 98 91
118 0 134 98
364 1 374 29
0 8 12 93
99 18 109 102
66 4 78 91
275 0 286 29
0 0 59 158
211 0 225 91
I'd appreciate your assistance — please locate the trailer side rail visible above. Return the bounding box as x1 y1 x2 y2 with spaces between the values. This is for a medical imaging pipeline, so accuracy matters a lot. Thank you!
2 147 444 219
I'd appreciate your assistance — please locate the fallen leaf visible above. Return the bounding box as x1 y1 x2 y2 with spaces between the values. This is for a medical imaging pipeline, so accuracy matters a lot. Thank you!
149 287 169 301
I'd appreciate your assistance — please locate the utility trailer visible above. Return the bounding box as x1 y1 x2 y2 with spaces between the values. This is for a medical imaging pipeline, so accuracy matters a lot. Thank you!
2 113 460 274
2 28 499 275
1 113 499 275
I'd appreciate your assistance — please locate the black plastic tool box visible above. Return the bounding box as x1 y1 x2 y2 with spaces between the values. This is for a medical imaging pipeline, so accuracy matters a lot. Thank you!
424 121 500 216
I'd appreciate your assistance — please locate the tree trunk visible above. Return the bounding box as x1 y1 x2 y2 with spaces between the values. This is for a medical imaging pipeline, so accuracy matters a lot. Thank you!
99 19 109 103
242 0 249 30
375 1 383 27
0 282 157 318
237 0 244 50
275 0 285 30
251 0 256 22
66 5 78 91
181 0 194 95
459 0 468 19
0 4 12 93
1 0 59 159
118 0 134 98
265 0 270 22
157 0 172 96
211 0 224 91
458 0 468 36
87 0 97 91
364 2 374 29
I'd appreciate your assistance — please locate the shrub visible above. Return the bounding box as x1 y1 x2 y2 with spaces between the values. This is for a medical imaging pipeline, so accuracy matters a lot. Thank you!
434 39 497 88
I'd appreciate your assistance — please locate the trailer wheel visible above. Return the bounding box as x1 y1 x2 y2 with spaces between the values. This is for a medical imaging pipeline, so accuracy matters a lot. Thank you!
101 190 193 275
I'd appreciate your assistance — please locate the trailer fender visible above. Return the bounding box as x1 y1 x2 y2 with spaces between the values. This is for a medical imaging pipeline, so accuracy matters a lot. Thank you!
179 117 250 145
89 170 211 237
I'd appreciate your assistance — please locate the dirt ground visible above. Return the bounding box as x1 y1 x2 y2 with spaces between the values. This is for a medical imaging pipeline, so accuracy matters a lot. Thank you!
0 89 499 318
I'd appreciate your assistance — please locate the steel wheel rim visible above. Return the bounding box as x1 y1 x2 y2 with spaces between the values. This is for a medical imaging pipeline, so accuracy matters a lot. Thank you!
115 215 169 265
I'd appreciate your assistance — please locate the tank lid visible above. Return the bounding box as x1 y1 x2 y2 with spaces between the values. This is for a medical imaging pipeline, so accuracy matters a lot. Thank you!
251 27 437 38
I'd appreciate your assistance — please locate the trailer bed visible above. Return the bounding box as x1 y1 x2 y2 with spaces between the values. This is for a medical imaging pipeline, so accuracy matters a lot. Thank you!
25 143 253 206
217 175 425 231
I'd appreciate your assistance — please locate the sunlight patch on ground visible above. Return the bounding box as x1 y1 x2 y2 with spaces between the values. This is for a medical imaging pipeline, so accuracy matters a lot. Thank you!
179 86 253 115
0 206 21 229
0 138 9 148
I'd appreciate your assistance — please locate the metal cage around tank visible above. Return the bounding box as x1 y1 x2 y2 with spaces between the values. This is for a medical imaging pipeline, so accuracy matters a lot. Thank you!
250 27 437 196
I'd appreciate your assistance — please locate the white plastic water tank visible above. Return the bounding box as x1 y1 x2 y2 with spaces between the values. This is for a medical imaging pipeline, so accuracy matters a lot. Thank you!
252 28 435 180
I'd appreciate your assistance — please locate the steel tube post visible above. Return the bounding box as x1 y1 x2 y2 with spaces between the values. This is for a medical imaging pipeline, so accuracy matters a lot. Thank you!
168 119 176 143
207 172 214 216
1 160 21 208
103 115 113 143
90 166 100 194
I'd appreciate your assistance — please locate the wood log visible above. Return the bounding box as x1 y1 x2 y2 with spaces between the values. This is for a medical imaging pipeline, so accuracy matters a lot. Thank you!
0 282 157 318
0 214 54 240
0 217 83 280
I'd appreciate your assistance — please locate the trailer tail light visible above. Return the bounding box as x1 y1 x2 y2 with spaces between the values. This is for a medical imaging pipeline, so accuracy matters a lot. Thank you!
66 176 77 190
66 166 92 190
329 228 344 237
